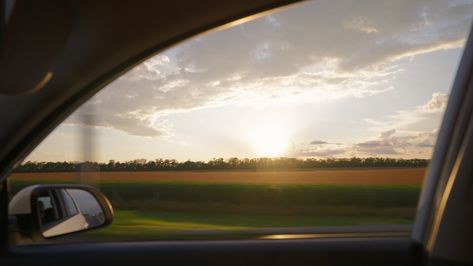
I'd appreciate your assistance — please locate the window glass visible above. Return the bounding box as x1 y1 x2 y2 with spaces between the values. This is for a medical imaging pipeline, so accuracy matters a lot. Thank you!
37 196 53 210
8 1 473 243
68 189 106 228
59 189 79 217
37 192 61 226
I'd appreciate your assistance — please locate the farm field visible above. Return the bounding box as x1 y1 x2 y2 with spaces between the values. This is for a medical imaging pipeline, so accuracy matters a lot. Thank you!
9 168 426 242
9 167 425 184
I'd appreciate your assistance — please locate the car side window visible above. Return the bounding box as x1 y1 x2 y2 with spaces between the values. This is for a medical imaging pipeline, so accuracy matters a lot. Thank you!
8 1 473 244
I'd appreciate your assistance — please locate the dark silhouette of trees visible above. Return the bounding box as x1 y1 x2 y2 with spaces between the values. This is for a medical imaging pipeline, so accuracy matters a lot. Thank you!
13 157 429 173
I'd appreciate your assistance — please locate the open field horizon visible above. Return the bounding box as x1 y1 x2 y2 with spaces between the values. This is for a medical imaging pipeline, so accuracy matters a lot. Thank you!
9 167 426 185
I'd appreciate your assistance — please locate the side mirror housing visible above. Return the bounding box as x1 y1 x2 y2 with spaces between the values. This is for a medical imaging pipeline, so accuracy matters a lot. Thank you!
9 185 113 241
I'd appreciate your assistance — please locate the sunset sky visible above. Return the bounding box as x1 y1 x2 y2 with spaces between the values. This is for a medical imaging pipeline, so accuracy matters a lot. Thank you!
27 0 473 162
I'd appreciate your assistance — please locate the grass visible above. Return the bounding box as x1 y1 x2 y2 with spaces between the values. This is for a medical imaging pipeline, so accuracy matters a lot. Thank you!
84 210 413 241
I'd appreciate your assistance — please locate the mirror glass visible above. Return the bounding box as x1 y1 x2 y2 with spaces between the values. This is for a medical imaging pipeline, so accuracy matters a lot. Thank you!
36 188 105 237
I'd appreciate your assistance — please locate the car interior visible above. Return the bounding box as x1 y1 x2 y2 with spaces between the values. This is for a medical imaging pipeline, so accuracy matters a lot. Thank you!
1 0 473 265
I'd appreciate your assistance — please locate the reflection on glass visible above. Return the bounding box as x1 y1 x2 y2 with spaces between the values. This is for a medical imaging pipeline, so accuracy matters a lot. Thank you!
38 188 105 237
68 189 105 228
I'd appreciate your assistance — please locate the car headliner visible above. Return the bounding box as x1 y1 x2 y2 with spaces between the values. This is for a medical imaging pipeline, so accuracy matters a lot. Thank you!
0 0 301 179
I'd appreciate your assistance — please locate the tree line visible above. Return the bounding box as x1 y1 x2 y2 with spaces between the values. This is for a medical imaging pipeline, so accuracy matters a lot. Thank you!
14 157 429 172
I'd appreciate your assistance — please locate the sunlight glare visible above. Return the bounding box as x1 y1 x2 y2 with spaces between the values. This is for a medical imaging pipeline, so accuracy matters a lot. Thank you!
250 124 288 157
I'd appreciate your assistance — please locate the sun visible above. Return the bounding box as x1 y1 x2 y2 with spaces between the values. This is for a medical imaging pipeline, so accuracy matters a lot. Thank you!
250 124 288 157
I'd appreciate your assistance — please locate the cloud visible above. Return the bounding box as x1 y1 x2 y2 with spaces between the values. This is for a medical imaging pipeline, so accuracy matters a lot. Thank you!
298 148 348 157
310 140 343 146
70 1 472 137
380 129 396 138
296 141 351 158
310 140 330 145
350 91 447 158
174 0 471 75
356 130 402 155
355 129 438 157
364 91 449 133
296 128 438 159
66 108 173 137
420 92 448 113
298 126 439 159
345 16 379 34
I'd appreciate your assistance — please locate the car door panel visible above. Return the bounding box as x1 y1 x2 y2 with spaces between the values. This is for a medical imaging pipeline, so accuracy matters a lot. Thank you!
2 237 413 266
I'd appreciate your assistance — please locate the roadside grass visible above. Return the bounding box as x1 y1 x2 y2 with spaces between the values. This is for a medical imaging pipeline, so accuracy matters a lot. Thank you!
84 210 413 241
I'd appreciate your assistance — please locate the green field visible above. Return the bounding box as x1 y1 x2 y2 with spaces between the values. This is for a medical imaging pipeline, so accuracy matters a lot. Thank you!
9 169 422 241
83 210 413 241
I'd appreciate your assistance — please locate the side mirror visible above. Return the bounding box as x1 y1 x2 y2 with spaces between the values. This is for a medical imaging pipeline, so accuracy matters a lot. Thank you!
9 185 113 241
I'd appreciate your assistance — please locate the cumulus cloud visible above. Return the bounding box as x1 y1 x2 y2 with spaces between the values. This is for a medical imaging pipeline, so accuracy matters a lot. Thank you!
364 91 450 133
420 92 448 113
299 93 444 159
297 129 438 159
70 1 472 137
355 129 438 157
356 92 448 157
296 128 438 159
296 140 351 158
